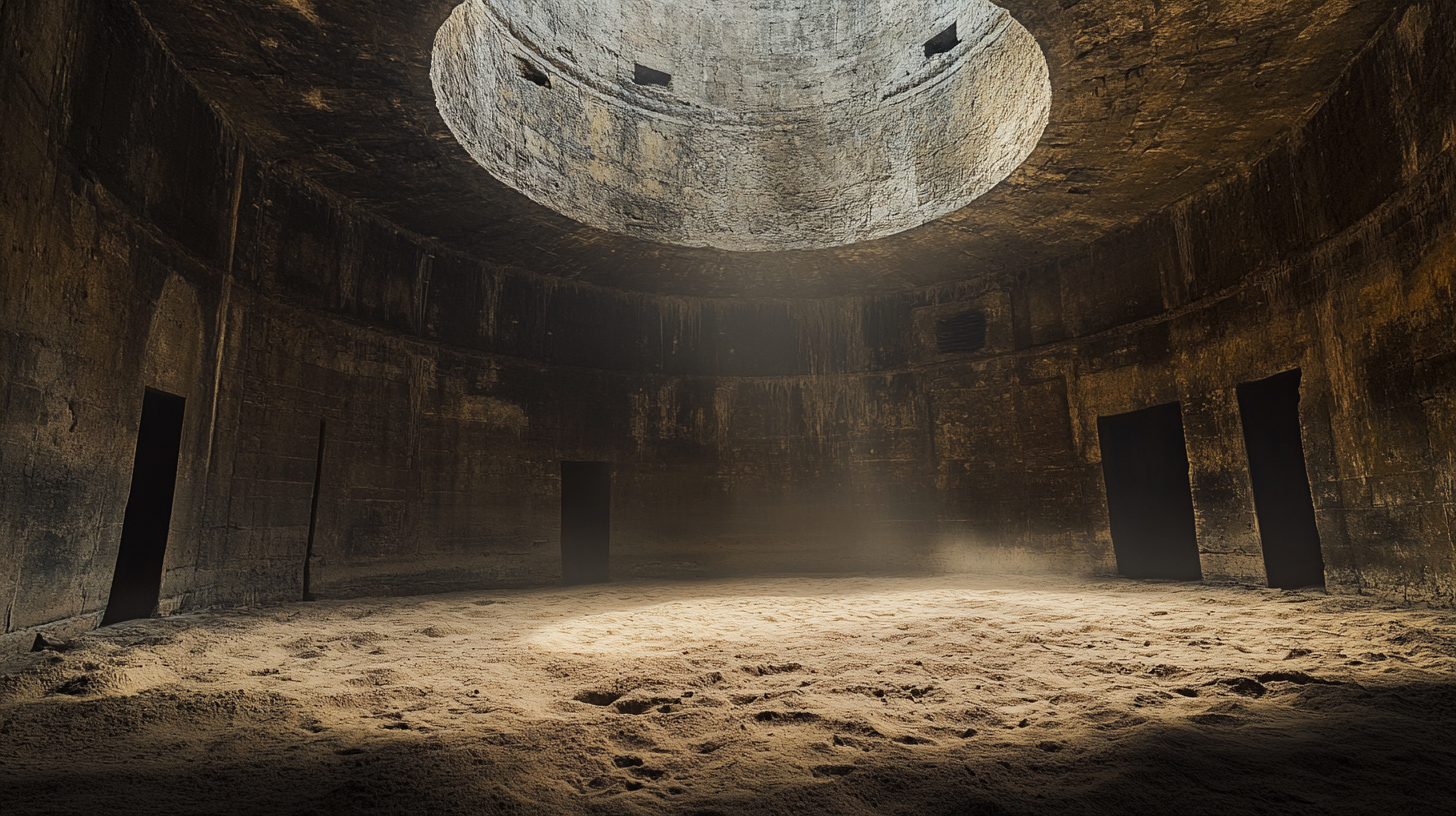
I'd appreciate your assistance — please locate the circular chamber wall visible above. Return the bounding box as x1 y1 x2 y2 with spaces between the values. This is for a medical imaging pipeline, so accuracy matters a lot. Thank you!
432 0 1051 253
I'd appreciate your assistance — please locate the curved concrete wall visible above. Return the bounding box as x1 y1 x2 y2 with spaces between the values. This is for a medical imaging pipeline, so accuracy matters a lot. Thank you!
433 0 1049 249
2 0 1454 648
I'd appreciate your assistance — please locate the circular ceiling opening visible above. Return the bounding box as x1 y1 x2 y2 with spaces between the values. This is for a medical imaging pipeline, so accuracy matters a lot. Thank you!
432 0 1050 253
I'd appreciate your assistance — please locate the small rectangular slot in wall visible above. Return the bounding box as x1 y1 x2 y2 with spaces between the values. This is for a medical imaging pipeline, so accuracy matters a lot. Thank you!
633 63 672 87
924 23 960 58
515 56 551 88
1237 369 1326 589
561 461 611 585
102 389 187 626
1097 402 1203 581
935 309 987 353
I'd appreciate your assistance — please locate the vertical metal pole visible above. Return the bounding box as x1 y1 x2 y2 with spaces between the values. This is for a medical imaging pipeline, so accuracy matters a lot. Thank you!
303 419 327 601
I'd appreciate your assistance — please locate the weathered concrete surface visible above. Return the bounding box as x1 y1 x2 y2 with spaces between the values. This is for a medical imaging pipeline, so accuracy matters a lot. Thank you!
130 0 1399 297
432 0 1049 250
1 0 1455 647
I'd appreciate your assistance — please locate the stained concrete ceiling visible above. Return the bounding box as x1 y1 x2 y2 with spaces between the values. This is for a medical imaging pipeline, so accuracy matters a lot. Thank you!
134 0 1399 298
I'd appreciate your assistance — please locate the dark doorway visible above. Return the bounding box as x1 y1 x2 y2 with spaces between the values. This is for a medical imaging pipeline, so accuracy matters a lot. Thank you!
102 389 186 626
1237 369 1326 589
1098 402 1203 581
561 461 611 585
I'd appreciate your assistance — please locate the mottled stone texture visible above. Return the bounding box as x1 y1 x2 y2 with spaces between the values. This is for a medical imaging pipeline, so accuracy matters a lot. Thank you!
432 0 1049 250
2 0 1455 645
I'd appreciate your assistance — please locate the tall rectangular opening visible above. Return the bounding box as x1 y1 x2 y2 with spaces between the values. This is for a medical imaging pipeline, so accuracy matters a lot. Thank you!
561 461 611 585
1097 402 1203 581
102 388 186 626
1237 369 1326 589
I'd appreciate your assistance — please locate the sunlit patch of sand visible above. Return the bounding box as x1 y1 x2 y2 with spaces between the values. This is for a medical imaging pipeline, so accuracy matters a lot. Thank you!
3 574 1455 814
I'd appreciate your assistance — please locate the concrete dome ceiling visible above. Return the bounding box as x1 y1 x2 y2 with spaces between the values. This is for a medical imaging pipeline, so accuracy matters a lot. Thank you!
431 0 1050 251
133 0 1397 297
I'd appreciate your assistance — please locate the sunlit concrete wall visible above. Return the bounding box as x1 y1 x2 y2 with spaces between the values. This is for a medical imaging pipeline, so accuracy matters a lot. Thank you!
433 0 1049 250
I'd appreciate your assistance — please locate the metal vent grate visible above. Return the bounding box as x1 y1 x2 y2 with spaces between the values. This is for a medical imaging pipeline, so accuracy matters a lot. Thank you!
934 310 987 354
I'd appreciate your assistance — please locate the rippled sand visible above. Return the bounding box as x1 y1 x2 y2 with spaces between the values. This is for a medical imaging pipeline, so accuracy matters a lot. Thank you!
3 574 1456 815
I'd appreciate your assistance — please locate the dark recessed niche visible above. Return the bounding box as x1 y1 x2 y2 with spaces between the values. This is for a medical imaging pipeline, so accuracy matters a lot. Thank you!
102 388 187 626
1237 369 1326 589
1097 402 1204 582
561 461 611 586
633 63 672 87
934 309 987 354
516 57 551 88
924 23 960 58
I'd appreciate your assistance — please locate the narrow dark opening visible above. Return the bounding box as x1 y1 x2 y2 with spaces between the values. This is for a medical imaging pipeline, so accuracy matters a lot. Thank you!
935 310 987 354
924 23 960 58
515 57 551 88
302 418 327 602
1097 402 1203 581
633 63 672 87
561 461 611 585
102 389 186 626
1237 369 1326 589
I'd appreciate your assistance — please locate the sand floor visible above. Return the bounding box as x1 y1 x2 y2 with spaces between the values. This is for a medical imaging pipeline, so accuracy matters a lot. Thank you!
3 573 1456 815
